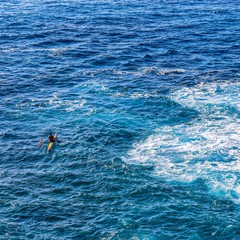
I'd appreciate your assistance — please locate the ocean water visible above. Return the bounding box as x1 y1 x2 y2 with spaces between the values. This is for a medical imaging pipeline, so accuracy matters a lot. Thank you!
0 0 240 239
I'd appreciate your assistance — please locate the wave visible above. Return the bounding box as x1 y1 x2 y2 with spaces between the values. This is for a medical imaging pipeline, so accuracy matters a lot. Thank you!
123 81 240 202
83 67 187 77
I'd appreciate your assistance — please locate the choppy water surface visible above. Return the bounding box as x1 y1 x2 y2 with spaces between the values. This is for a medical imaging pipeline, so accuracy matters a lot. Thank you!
0 0 240 239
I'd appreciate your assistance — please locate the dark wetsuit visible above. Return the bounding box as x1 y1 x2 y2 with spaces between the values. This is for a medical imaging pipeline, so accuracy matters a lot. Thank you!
49 135 55 142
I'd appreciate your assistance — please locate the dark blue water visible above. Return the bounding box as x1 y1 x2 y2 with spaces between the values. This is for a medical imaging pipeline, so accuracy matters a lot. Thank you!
1 0 240 239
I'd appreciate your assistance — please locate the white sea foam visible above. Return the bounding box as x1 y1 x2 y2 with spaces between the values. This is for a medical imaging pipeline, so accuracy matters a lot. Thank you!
83 67 187 77
111 92 159 99
124 82 240 202
48 93 86 112
48 47 69 57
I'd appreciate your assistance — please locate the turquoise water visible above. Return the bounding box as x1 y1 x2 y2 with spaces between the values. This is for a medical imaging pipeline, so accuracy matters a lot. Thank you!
0 0 240 239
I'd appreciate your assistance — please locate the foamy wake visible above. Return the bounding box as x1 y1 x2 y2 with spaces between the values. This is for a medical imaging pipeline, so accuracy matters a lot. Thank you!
124 82 240 202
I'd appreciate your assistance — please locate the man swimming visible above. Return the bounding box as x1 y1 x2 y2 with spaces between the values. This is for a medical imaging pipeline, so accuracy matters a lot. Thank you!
48 133 56 142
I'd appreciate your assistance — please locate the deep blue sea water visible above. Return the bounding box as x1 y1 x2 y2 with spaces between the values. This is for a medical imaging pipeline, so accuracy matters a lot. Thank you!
0 0 240 239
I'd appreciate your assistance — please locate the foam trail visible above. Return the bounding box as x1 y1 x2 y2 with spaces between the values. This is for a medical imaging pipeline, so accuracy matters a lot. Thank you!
124 82 240 202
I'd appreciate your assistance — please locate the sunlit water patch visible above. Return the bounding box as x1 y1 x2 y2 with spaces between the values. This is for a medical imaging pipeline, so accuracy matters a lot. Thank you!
124 82 240 202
